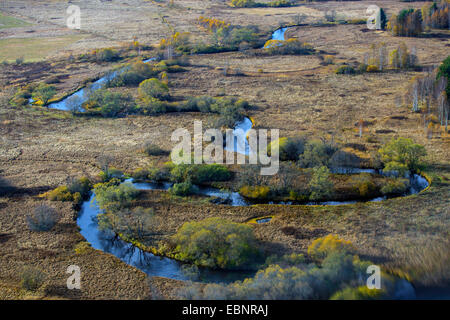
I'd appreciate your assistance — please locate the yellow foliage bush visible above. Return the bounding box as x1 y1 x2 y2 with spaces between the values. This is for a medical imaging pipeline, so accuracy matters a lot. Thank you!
366 64 379 72
239 186 270 199
45 186 74 202
307 234 355 260
74 241 91 254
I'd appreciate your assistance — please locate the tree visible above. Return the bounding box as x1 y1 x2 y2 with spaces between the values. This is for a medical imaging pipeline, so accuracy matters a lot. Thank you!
309 166 334 201
378 137 426 175
138 78 170 101
437 55 450 99
379 8 387 30
32 83 56 105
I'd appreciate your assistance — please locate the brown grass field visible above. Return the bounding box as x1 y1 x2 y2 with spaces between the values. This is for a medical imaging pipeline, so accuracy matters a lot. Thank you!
0 0 449 299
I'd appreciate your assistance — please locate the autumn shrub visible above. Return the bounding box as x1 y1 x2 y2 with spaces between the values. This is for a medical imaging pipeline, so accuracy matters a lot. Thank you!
239 185 270 200
307 234 355 261
27 205 60 232
45 186 74 202
366 64 379 73
172 217 260 269
178 251 374 300
330 286 386 300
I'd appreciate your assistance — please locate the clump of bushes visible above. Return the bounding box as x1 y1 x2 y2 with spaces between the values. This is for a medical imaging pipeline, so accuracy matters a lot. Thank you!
10 84 36 107
43 177 92 205
107 61 158 87
27 205 60 232
94 182 139 212
231 0 295 8
98 207 158 240
31 83 56 105
20 267 46 292
263 38 314 55
178 235 384 300
83 89 135 117
380 178 409 196
349 173 376 198
331 285 386 300
182 96 249 127
172 217 260 269
169 163 232 185
95 48 120 62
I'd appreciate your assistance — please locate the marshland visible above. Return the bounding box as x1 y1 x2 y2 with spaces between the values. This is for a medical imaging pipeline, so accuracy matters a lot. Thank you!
0 0 449 300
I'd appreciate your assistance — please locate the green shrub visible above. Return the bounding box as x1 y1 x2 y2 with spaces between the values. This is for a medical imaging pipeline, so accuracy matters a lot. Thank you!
169 181 199 196
108 61 158 87
169 163 232 185
143 143 168 156
309 166 334 201
264 38 314 55
95 48 119 62
20 267 46 291
335 65 356 75
138 78 170 101
172 217 260 269
299 140 338 168
27 205 60 232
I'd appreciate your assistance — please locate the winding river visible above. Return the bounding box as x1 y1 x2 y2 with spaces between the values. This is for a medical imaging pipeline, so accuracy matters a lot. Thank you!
41 38 436 297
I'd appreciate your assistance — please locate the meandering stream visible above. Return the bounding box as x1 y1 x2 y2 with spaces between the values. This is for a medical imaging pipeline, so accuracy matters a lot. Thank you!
42 36 434 296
